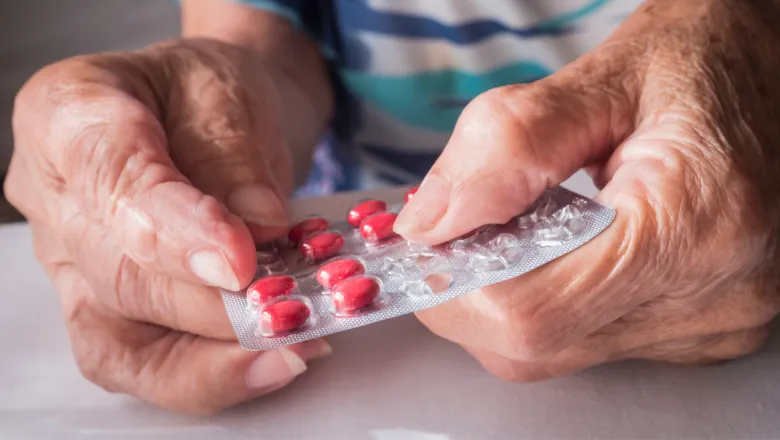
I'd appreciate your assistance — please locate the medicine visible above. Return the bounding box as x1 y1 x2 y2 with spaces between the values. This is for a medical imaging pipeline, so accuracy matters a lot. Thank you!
332 276 381 314
405 186 419 203
316 258 365 290
360 212 398 243
301 231 345 260
247 275 296 305
219 186 615 351
260 300 310 333
348 199 388 227
288 217 329 245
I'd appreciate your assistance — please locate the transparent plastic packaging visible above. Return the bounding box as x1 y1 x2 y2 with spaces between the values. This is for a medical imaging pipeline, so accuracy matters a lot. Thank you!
221 187 616 350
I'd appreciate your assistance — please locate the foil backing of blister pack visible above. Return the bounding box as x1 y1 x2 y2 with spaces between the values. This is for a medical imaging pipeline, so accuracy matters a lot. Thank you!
221 186 616 350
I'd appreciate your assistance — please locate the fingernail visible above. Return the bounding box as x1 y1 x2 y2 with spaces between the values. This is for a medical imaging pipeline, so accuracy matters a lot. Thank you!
394 173 450 235
246 347 307 391
188 249 240 290
298 339 333 361
227 185 289 228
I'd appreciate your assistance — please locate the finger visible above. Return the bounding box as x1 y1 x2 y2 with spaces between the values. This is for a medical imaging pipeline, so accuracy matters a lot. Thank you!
18 57 257 290
416 188 659 361
581 284 780 356
156 40 293 243
394 52 638 245
456 297 774 383
462 326 770 383
628 326 771 365
55 266 330 414
462 344 600 383
33 209 244 340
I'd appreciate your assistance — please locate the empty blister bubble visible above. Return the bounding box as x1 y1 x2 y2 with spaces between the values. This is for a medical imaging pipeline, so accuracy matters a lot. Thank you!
531 203 588 246
220 186 616 350
466 233 527 272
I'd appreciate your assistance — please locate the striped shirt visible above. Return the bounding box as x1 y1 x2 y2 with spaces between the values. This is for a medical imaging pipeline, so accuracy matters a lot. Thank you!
237 0 644 195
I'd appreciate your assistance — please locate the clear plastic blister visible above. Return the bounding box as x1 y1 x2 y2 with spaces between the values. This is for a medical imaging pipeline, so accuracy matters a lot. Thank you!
221 186 616 350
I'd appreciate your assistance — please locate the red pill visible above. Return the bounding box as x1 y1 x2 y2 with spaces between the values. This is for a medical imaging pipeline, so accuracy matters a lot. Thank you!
316 258 365 290
332 276 381 313
260 300 310 333
288 217 329 245
247 275 296 305
405 186 419 203
348 199 388 227
301 231 345 261
360 212 398 243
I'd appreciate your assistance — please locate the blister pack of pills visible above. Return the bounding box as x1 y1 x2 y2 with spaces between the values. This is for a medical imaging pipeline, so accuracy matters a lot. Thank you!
221 186 616 350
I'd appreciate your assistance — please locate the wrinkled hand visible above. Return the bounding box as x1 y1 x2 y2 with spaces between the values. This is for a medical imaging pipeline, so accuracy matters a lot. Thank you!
396 0 780 381
5 39 330 413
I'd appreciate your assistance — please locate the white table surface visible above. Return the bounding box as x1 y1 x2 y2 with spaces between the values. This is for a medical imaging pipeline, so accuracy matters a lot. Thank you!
2 174 780 440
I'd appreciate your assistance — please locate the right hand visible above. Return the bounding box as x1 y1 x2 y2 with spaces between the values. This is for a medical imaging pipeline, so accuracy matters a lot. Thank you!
4 38 331 414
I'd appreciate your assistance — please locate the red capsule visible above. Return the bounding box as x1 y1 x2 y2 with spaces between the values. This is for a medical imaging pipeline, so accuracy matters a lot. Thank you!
348 199 388 227
360 212 398 243
316 258 365 290
247 275 296 305
301 231 345 261
332 276 381 313
288 217 329 245
260 300 310 333
405 186 419 203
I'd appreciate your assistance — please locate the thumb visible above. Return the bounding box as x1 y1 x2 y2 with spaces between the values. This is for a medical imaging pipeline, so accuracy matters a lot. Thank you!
394 60 637 245
158 40 295 244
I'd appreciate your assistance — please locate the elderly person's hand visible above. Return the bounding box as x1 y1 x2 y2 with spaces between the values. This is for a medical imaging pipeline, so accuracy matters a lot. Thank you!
4 30 332 413
395 0 780 381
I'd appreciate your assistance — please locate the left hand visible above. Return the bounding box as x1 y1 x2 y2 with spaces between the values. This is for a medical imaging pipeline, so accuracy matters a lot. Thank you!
394 0 780 381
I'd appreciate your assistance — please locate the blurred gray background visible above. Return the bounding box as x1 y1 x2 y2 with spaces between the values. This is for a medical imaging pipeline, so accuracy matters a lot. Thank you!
0 0 180 222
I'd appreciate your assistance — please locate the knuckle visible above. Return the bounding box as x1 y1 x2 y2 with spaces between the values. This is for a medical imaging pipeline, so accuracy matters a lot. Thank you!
74 349 117 392
459 87 516 131
3 157 27 211
16 56 108 122
11 57 82 123
193 192 237 237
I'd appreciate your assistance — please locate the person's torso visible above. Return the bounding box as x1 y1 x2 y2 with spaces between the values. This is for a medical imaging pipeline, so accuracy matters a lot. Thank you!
243 0 644 193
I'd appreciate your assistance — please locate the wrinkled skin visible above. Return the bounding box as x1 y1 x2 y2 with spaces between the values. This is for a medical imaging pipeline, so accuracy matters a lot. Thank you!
396 0 780 381
5 39 333 414
8 0 780 414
